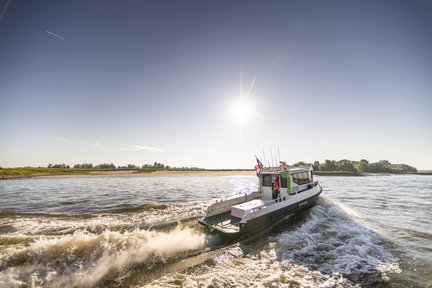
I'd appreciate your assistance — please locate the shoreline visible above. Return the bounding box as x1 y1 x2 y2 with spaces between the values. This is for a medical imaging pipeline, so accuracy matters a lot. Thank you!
22 170 257 179
1 169 429 180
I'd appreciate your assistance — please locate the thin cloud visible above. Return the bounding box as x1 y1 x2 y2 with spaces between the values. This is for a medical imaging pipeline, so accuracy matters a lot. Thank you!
46 30 70 42
120 145 164 152
82 142 102 147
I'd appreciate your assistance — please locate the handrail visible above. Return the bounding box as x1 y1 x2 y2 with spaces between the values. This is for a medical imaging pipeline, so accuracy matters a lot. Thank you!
221 188 251 201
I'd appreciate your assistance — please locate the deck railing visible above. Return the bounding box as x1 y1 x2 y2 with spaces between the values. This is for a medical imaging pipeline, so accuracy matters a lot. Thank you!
221 188 250 201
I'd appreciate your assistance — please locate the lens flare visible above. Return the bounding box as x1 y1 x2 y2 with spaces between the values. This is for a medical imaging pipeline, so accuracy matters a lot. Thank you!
232 99 252 120
230 98 254 134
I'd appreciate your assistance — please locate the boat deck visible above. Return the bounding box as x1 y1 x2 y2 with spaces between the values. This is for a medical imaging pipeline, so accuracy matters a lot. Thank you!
199 211 241 234
232 199 266 218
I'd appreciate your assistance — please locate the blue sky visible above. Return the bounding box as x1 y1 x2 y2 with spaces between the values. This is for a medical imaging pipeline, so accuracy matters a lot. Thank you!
1 0 431 169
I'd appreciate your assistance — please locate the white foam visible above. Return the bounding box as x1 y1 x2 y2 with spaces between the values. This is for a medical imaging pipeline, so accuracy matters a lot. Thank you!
0 227 205 287
1 200 209 236
141 201 400 287
144 244 357 288
274 203 400 278
0 197 402 287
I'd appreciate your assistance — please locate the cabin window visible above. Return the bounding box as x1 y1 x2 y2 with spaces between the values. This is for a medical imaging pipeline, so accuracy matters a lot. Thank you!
280 175 287 188
292 171 311 185
262 175 272 187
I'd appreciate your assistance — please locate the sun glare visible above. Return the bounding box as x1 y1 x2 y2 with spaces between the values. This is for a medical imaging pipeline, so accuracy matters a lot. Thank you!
230 97 255 134
232 99 252 120
228 75 257 134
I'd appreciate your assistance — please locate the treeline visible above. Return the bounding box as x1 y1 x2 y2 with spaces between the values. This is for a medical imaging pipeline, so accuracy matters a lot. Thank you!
293 159 417 174
48 163 70 169
45 159 418 174
47 162 204 171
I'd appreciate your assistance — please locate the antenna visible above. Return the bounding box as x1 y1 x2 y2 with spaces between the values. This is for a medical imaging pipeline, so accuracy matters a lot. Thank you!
262 147 266 167
270 146 274 167
277 144 281 164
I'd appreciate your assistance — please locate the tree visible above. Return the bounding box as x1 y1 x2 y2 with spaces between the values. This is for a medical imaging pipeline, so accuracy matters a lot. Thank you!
294 161 308 167
313 161 320 171
74 163 93 169
336 159 357 173
126 164 139 169
95 163 116 169
322 160 337 171
49 163 70 169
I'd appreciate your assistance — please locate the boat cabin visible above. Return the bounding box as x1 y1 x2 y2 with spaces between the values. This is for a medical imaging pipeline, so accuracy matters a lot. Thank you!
258 165 314 201
228 165 315 220
199 162 322 236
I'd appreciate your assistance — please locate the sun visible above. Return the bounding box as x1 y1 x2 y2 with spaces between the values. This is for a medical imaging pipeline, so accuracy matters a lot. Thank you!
232 99 252 120
230 97 254 134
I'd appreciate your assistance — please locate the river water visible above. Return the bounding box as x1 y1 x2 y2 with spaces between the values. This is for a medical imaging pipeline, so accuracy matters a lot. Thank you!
0 175 430 287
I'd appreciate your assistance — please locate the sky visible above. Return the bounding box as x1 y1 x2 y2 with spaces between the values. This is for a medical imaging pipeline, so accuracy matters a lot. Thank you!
0 0 431 170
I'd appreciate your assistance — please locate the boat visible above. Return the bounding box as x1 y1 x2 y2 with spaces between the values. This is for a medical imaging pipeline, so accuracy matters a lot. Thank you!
198 160 322 238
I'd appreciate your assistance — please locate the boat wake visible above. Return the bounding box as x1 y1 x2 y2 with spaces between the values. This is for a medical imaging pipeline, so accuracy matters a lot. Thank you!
0 198 402 287
0 201 211 287
273 199 401 284
144 198 402 287
0 226 206 287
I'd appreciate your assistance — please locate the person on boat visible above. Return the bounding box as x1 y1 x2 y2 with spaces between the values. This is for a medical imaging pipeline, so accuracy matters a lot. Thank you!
273 178 280 202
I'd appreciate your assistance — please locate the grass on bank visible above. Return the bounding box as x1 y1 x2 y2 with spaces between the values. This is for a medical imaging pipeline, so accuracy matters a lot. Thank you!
0 167 423 180
0 168 92 179
0 167 247 179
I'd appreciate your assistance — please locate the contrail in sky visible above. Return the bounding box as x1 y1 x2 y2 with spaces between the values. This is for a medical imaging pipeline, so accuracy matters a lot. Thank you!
46 30 70 42
0 0 12 24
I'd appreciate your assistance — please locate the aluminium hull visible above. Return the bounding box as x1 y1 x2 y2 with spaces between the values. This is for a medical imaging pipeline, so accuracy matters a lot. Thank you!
239 189 321 235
